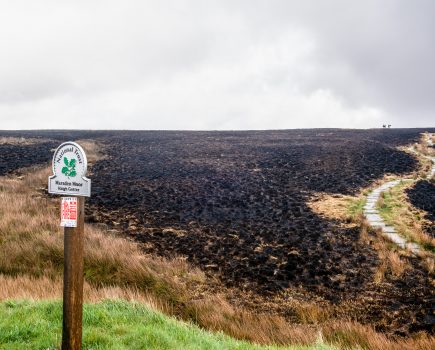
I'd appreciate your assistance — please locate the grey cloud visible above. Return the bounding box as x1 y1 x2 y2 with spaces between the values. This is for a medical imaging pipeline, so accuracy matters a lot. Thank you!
0 0 433 129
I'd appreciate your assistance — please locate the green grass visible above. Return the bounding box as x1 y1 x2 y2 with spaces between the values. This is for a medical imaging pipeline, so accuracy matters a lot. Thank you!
376 180 412 223
0 300 337 350
346 196 365 221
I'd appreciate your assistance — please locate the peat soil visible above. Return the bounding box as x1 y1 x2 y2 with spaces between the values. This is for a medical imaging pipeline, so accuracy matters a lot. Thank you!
406 179 435 237
0 130 111 176
82 129 433 335
0 141 58 176
1 128 434 335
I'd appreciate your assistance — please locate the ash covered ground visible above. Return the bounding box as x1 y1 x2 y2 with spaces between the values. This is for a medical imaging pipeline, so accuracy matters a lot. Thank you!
1 128 434 335
86 130 418 292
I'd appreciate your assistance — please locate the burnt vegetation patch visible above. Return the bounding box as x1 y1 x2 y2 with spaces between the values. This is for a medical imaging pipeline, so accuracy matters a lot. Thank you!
406 179 435 236
86 130 418 290
0 142 58 176
0 130 112 176
84 129 435 336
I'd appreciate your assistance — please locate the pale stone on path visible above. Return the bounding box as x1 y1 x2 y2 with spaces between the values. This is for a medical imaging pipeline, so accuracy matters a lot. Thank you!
360 134 435 255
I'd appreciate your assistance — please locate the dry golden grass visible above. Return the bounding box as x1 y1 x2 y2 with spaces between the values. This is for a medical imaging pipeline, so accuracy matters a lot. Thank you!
76 139 106 164
386 251 407 277
423 257 434 274
357 219 412 284
413 143 433 158
358 219 371 244
308 193 359 223
293 302 331 325
0 136 49 145
0 139 434 349
0 274 164 310
418 133 435 157
322 321 435 350
188 295 318 345
373 249 407 284
398 134 433 178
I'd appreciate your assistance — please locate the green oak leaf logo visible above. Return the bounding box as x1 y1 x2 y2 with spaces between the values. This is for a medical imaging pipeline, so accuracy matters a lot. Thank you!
61 157 77 178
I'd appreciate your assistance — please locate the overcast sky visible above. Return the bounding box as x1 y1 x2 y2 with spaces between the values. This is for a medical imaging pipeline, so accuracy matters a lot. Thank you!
0 1 433 130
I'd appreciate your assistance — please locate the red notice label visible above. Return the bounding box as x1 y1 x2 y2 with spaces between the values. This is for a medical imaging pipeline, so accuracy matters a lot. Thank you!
61 197 78 227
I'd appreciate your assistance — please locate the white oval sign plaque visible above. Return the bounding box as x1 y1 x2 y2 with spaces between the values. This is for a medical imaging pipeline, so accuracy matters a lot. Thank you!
48 142 91 197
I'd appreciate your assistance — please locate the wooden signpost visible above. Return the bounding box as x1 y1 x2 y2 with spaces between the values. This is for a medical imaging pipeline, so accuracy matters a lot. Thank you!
49 142 91 350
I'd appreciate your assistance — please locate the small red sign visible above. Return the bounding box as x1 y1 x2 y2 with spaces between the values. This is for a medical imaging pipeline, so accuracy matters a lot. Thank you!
61 197 78 227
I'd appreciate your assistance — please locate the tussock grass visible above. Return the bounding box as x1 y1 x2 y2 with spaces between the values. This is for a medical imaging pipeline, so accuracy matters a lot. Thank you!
386 250 407 277
373 249 408 284
322 321 435 350
358 220 412 284
0 140 434 349
358 219 371 244
293 303 331 325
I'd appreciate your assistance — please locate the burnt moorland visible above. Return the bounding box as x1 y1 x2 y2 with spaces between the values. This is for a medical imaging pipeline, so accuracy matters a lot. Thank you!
86 130 417 290
83 129 435 336
0 130 110 176
0 141 58 176
0 128 434 335
407 179 435 236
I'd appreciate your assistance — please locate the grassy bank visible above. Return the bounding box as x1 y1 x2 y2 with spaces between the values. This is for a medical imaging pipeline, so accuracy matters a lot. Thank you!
0 299 335 350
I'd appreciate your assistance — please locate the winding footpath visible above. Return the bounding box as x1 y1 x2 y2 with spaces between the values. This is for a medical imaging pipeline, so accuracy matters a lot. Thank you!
363 133 435 254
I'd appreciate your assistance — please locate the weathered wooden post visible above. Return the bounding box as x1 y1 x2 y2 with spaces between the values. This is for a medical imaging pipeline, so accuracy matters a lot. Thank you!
48 142 91 350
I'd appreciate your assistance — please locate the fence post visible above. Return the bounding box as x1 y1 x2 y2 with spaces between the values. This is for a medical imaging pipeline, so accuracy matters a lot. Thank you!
62 196 85 350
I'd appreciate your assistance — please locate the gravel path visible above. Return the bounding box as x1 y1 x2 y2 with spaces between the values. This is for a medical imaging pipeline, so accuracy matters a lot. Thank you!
363 133 434 254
